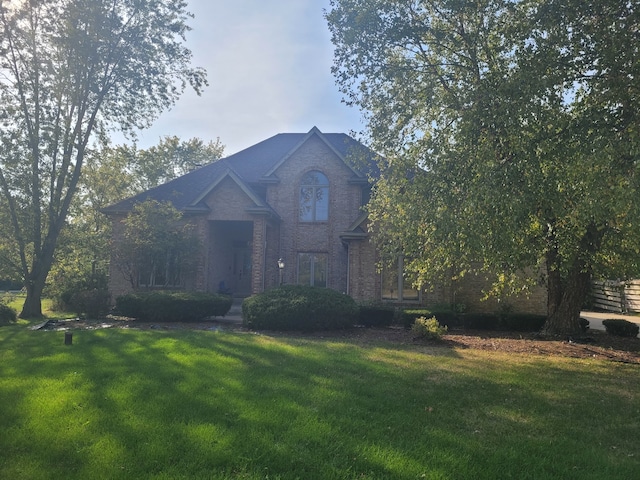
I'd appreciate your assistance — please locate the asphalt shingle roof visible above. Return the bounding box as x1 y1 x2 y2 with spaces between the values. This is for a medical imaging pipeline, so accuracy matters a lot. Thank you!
102 128 379 214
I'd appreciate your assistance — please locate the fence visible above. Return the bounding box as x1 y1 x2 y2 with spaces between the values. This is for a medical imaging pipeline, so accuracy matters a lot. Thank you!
591 280 640 313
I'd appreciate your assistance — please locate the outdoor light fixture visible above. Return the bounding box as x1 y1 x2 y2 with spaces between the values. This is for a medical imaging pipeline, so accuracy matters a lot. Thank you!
278 258 285 285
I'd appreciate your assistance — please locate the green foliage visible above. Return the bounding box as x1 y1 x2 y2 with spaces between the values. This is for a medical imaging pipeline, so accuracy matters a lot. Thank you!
463 314 501 331
411 316 448 340
579 317 590 333
113 199 200 289
69 289 111 320
358 304 395 327
327 0 640 335
46 271 108 312
602 319 640 338
401 309 460 330
499 314 547 332
0 0 206 318
115 291 232 322
0 302 17 325
242 285 359 331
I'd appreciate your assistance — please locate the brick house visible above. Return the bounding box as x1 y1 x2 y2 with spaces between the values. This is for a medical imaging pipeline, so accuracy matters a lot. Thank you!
104 127 546 314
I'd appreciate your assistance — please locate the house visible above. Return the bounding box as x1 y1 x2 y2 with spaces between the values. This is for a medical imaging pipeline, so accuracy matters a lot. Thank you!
104 127 380 302
104 127 546 315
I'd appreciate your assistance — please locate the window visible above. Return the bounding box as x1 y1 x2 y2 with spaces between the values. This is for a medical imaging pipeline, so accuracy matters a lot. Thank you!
138 251 182 287
298 253 327 287
299 171 329 222
381 257 419 301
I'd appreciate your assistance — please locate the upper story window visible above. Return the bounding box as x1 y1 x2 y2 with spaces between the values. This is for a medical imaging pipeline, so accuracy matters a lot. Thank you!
299 171 329 222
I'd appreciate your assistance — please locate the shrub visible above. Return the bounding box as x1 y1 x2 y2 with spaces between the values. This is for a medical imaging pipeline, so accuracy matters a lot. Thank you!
411 316 448 340
579 317 590 333
115 291 232 322
401 309 461 330
358 304 394 327
602 319 639 338
242 285 358 331
69 289 111 319
48 272 108 312
463 313 500 330
401 309 432 330
0 302 17 325
499 314 547 332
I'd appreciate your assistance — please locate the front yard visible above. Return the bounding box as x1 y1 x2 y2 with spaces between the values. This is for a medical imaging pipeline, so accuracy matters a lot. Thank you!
1 320 639 479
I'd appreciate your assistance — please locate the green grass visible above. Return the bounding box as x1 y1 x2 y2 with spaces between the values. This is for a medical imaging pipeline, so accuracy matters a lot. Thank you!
1 293 74 321
0 323 638 479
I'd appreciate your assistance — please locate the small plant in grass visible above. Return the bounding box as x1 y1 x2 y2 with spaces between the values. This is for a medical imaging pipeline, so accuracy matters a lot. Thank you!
602 319 639 338
411 316 447 340
0 302 17 325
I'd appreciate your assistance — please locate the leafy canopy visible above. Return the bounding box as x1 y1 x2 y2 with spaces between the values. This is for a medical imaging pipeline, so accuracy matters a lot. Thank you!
327 0 640 333
0 0 206 317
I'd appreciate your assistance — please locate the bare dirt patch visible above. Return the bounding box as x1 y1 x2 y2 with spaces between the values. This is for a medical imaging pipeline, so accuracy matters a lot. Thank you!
38 318 640 364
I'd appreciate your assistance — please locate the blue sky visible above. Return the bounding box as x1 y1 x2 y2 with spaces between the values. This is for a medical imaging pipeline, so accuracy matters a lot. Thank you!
124 0 364 155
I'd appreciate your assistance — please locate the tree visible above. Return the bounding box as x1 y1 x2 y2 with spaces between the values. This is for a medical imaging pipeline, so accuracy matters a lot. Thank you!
47 136 225 300
130 136 225 191
0 0 206 317
326 0 640 334
112 199 199 290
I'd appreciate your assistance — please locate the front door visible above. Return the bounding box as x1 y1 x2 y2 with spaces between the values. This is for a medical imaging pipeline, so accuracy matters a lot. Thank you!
232 246 252 296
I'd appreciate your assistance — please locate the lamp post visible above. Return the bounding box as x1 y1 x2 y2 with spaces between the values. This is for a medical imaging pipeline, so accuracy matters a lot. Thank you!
278 258 285 285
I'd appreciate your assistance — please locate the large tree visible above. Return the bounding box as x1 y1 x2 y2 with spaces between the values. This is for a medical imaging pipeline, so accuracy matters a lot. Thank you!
0 0 206 317
327 0 640 334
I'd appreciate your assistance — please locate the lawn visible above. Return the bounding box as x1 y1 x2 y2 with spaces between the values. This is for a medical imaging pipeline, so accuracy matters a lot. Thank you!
0 322 638 479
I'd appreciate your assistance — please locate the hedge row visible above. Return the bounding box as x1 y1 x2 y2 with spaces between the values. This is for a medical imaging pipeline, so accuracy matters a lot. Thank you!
242 285 358 331
602 319 639 338
116 291 232 322
400 310 548 332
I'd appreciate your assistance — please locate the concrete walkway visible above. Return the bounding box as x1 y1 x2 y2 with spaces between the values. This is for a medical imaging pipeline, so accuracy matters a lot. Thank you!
580 311 640 331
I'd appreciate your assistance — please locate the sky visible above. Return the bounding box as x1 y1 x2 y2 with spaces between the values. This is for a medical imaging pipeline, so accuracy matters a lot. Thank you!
119 0 365 155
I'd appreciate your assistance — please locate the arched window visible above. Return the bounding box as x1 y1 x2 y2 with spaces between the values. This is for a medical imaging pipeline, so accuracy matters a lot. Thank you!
299 171 329 222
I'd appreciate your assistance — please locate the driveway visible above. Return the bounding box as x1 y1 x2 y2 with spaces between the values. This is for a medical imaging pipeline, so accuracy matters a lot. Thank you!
580 311 640 332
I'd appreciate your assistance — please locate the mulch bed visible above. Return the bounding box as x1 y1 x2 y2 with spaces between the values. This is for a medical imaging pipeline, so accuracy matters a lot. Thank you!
37 318 640 364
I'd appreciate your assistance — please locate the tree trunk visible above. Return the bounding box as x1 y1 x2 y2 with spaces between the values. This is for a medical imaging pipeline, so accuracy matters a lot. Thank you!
542 224 603 336
542 264 590 335
20 278 45 318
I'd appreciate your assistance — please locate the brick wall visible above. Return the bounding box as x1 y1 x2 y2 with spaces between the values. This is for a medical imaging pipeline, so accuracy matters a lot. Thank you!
267 134 366 292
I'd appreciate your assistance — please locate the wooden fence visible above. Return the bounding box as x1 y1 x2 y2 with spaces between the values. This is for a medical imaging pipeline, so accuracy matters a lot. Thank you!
591 280 640 313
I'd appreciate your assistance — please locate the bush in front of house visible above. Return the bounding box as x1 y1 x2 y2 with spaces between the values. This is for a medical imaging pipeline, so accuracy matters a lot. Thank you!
602 319 639 338
463 313 500 330
498 313 547 332
0 302 17 325
358 304 395 327
242 285 359 331
115 291 232 322
411 316 448 340
401 309 460 330
69 288 111 319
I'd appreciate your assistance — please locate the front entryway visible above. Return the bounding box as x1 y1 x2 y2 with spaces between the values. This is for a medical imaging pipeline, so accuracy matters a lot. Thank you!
209 220 254 297
231 244 252 297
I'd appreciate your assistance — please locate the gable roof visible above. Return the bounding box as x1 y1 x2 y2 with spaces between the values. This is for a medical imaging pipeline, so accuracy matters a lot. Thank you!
102 127 379 215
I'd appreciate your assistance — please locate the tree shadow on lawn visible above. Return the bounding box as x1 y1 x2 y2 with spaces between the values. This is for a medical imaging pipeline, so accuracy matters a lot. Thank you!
1 326 639 478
